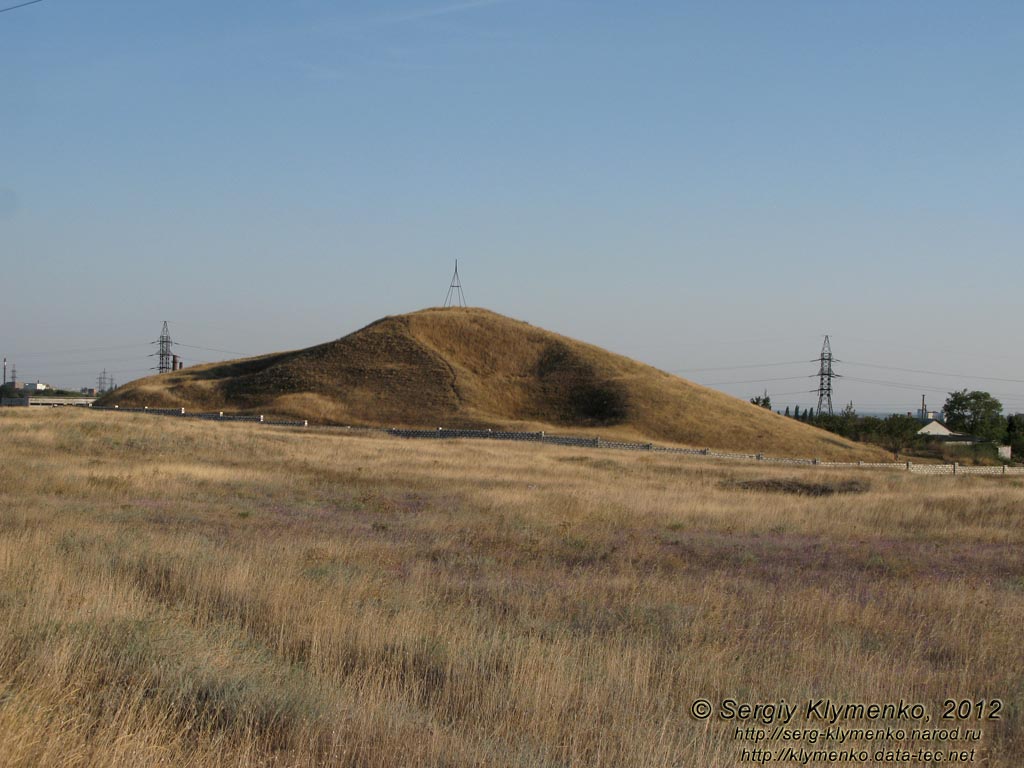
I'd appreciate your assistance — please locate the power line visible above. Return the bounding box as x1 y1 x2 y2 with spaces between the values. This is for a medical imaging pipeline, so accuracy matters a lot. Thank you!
704 375 811 386
9 343 152 359
835 334 1020 363
844 360 1024 385
16 357 154 370
844 375 956 393
842 376 1024 402
0 0 44 14
172 342 249 356
672 360 808 373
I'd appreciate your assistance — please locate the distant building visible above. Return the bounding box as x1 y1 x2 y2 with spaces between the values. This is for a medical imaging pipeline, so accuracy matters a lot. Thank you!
23 381 50 393
998 445 1012 461
80 387 99 396
917 419 978 443
917 419 954 437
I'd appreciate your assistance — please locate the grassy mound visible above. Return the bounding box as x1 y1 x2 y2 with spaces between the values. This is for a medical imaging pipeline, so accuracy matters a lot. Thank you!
100 307 887 460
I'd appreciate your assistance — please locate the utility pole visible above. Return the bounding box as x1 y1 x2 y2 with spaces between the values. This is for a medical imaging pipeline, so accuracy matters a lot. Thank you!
2 357 6 386
815 336 838 416
443 260 467 308
157 321 173 374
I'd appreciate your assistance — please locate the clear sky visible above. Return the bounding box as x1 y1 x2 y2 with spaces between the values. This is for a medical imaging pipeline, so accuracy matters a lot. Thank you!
3 0 1022 413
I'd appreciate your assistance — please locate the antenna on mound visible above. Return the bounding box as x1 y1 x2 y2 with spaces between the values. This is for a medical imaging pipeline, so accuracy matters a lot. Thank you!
815 335 838 416
443 260 467 308
157 321 174 374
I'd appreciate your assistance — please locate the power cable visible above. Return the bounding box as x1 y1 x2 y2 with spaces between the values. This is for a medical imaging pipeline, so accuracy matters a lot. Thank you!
672 360 808 373
9 343 152 358
0 0 44 14
172 342 249 356
704 375 811 386
844 360 1024 385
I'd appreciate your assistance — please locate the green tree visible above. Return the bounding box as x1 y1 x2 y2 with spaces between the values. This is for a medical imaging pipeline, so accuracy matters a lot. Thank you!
878 414 921 458
750 390 772 410
784 406 790 417
943 390 1006 443
837 402 857 439
1006 414 1024 457
858 416 882 442
793 405 800 420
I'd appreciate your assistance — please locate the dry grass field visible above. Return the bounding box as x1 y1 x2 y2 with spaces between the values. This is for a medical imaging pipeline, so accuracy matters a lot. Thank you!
0 408 1020 767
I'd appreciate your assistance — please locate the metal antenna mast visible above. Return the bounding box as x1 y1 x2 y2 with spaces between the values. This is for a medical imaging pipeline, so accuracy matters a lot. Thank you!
443 260 467 308
157 321 173 374
815 335 838 416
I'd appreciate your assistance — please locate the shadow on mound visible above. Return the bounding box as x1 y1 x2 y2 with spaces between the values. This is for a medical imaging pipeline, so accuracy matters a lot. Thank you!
535 342 628 426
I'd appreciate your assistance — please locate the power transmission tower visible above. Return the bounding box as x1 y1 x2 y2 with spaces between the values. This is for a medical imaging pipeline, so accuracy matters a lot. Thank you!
97 369 110 393
815 335 838 416
443 260 467 308
157 321 173 374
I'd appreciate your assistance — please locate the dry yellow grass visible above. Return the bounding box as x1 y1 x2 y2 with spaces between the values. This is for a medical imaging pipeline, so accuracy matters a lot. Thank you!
0 408 1020 767
99 307 889 461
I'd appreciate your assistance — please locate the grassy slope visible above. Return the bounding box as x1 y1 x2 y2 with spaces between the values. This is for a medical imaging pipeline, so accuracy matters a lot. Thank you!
0 409 1020 767
100 307 888 461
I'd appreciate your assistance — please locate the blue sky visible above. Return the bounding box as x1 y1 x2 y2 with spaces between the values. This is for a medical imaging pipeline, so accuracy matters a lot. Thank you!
3 0 1022 413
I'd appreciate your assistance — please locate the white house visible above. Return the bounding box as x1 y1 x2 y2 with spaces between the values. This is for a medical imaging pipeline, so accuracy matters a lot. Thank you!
917 419 979 443
917 419 953 437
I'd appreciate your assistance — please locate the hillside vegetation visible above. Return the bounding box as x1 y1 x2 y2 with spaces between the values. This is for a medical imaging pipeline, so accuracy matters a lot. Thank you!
0 409 1019 767
101 307 886 460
